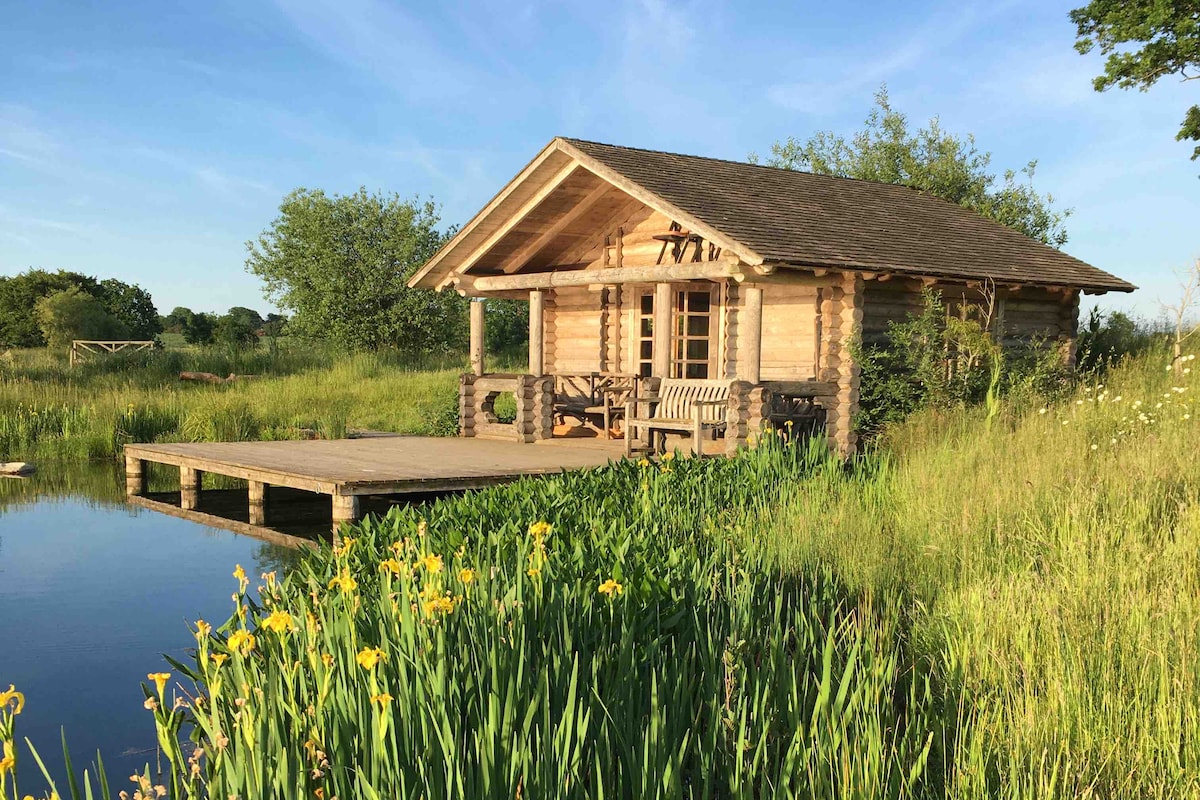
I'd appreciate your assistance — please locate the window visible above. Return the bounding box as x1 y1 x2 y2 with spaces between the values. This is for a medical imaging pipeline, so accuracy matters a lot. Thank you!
636 291 654 377
672 288 714 379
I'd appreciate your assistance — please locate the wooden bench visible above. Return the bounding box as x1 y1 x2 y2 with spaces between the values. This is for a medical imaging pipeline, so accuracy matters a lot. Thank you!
624 378 732 456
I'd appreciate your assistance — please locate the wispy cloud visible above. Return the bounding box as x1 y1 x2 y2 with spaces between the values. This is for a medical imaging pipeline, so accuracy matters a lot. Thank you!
0 104 59 167
132 147 276 202
271 0 482 101
765 2 1009 115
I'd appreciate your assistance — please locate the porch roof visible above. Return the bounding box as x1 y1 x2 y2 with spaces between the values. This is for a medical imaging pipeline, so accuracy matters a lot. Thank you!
410 137 1135 295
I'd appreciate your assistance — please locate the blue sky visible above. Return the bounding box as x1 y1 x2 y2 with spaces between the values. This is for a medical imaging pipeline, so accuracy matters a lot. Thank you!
2 0 1197 317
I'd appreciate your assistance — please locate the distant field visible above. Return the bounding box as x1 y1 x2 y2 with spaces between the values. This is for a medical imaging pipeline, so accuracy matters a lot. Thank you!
0 344 483 462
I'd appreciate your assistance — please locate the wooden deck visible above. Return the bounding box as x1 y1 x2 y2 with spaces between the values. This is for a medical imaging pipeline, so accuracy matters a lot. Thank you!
124 436 623 542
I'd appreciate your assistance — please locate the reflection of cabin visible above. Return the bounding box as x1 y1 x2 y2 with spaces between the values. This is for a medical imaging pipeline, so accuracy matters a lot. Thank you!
409 138 1135 456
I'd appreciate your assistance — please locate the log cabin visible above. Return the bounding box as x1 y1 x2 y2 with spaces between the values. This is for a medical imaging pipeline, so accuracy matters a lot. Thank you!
409 137 1135 456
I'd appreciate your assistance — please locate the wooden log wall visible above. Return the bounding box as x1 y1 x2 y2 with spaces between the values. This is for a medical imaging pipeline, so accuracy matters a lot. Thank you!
860 279 1082 363
544 285 603 374
818 273 862 457
758 282 819 380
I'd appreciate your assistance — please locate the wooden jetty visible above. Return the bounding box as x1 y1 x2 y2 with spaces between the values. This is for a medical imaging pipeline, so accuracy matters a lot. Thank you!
124 436 622 540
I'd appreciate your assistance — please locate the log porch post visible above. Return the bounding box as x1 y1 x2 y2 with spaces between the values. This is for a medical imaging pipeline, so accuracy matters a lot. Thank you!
741 285 763 384
653 282 672 377
528 289 545 376
470 299 486 377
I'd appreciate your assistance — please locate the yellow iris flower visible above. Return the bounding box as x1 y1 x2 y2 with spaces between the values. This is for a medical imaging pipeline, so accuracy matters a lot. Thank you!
327 569 358 593
370 692 394 706
417 554 443 573
528 521 552 539
378 558 404 575
0 684 24 715
227 629 256 655
211 653 229 667
263 610 293 634
0 741 16 781
356 647 386 670
459 568 476 584
598 579 623 597
147 672 171 699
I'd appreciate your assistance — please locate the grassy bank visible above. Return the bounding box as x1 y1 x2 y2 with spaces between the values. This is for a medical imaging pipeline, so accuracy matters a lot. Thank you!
0 346 469 462
3 346 1197 798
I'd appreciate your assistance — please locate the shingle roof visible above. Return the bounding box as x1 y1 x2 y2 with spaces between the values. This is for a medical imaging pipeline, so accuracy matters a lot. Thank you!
561 138 1135 293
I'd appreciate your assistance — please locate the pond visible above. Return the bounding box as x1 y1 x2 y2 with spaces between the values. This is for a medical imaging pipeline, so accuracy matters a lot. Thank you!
0 464 302 794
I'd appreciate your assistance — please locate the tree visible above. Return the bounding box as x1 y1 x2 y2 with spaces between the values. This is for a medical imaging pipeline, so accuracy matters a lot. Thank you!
261 312 288 339
1071 1 1200 159
245 188 464 352
34 287 127 349
1162 258 1199 378
163 306 195 334
0 269 100 347
182 312 216 345
96 278 161 340
214 309 261 349
484 299 529 356
758 87 1071 247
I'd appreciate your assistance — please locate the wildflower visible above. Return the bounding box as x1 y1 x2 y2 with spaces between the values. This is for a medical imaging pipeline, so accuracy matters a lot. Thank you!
263 610 293 634
0 741 17 780
334 537 356 556
528 520 552 539
144 696 158 711
1038 408 1047 415
598 578 623 597
422 591 457 617
328 569 358 593
459 567 476 584
227 629 256 655
661 451 675 462
211 653 229 667
356 647 386 670
320 653 334 668
195 619 212 638
0 684 24 715
147 672 171 699
526 566 542 578
1090 444 1098 451
637 457 650 468
233 564 246 583
417 554 443 573
379 558 404 575
370 692 394 706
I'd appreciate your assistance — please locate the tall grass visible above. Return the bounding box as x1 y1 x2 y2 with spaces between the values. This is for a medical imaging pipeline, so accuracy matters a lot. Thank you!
3 345 1196 799
0 345 471 461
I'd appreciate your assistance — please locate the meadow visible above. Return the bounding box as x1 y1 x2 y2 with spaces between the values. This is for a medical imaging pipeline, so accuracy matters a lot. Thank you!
2 343 1197 799
0 344 472 462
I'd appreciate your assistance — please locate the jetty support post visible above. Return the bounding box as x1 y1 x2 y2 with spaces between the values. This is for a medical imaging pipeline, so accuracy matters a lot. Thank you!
248 480 267 526
331 493 360 537
125 455 146 496
180 466 202 511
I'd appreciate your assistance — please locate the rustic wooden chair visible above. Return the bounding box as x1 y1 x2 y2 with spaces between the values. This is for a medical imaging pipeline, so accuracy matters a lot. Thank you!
553 373 639 435
624 378 732 456
591 374 639 439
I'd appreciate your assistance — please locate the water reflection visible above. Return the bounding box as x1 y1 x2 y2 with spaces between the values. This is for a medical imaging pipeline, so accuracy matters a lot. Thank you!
0 463 301 793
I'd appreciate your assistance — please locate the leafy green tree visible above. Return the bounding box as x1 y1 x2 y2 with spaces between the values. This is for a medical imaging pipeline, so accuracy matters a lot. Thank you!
215 309 261 349
0 269 100 347
758 87 1071 247
484 299 529 357
182 312 216 345
1071 0 1200 159
96 278 162 339
261 312 288 339
34 287 127 349
163 306 195 334
245 188 464 352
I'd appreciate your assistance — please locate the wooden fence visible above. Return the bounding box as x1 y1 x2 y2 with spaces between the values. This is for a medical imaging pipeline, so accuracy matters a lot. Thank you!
69 340 155 366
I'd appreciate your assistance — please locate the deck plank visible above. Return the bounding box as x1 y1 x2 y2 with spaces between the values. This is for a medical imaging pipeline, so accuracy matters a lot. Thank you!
125 436 622 496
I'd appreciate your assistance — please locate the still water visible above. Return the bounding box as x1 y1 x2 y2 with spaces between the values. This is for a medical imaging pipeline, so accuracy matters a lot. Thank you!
0 466 299 792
